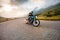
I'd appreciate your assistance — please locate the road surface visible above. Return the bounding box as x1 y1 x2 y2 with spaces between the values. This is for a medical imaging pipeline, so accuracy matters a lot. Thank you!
0 18 60 40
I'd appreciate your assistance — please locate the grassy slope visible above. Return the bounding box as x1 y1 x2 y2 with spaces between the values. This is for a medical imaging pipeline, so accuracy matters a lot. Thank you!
37 15 60 20
36 3 60 20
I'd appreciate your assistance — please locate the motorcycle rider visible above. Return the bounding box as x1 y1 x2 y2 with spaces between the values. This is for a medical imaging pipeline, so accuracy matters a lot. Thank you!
28 11 35 22
26 11 40 27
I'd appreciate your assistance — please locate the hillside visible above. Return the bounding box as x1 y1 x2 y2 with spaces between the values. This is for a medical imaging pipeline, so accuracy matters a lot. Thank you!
0 17 17 22
36 3 60 20
37 3 60 15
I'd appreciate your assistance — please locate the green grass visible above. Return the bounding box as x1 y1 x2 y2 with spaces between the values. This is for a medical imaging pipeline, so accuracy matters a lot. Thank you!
37 15 60 20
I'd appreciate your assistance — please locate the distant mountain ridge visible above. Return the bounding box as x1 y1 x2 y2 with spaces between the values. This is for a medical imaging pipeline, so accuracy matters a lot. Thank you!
33 3 60 15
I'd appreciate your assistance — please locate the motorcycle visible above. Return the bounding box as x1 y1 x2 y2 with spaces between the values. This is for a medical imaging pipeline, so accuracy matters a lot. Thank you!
25 16 40 27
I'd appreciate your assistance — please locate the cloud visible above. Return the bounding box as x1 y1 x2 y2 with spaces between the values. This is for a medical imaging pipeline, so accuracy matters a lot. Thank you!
22 0 46 11
12 0 28 4
0 0 60 18
0 0 46 18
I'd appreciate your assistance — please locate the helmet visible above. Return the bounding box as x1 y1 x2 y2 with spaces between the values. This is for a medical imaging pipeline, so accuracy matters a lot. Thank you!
29 11 33 16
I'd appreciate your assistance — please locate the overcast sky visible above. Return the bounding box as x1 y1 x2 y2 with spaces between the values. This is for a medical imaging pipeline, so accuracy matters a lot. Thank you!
14 0 60 10
0 0 60 18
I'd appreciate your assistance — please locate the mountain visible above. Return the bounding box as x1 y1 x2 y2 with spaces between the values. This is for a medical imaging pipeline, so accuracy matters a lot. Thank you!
33 3 60 16
45 3 60 11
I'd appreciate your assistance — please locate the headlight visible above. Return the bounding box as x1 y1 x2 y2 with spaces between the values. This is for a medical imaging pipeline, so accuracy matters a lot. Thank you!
36 16 38 18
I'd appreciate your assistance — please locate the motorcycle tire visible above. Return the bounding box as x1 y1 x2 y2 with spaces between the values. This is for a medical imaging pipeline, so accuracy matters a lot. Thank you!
33 20 40 27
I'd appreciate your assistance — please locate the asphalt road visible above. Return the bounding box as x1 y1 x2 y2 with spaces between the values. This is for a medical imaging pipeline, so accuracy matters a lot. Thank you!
0 18 60 40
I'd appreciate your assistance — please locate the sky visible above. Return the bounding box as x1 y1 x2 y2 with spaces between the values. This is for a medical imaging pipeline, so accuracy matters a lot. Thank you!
15 0 60 9
0 0 60 18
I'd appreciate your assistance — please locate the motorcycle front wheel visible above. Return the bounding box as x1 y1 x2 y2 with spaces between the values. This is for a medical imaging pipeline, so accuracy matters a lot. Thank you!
33 20 40 27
